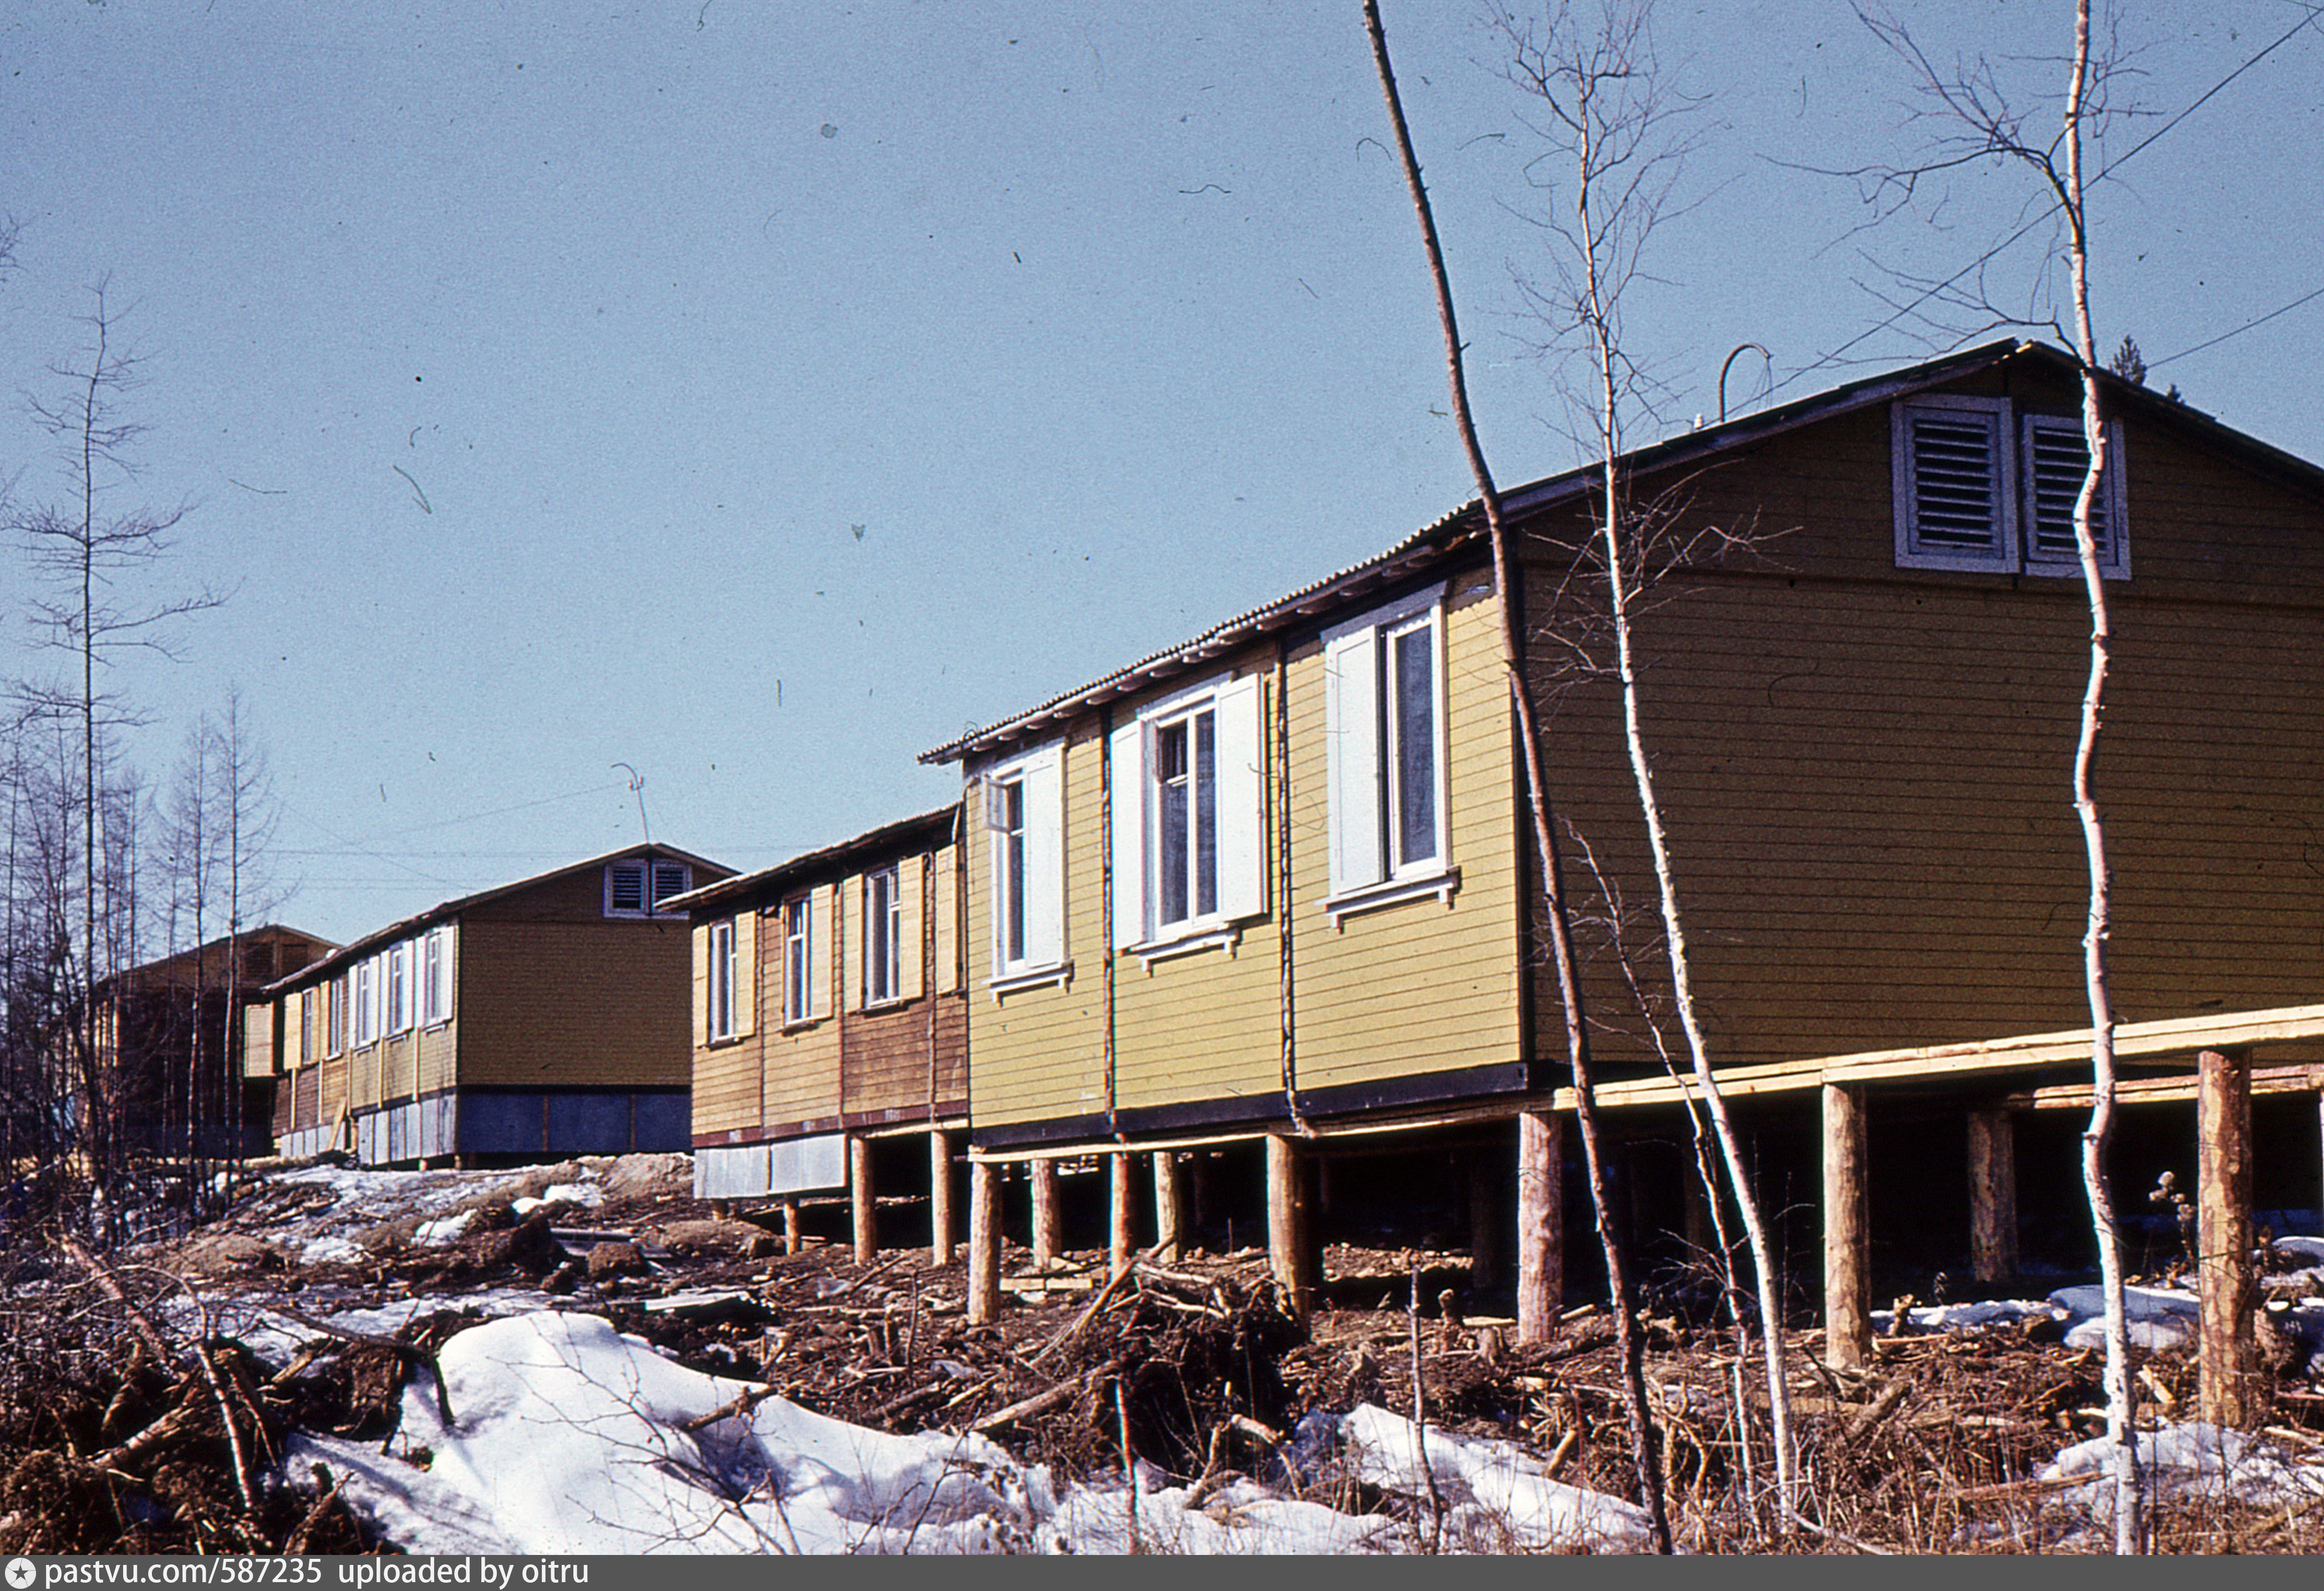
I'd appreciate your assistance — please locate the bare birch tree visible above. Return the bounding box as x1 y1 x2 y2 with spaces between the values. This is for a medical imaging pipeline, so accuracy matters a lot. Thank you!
1362 0 1671 1551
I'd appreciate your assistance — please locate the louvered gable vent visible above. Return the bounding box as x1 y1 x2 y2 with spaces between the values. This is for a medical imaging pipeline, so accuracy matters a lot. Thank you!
608 860 647 914
2022 414 2128 575
1894 396 2012 570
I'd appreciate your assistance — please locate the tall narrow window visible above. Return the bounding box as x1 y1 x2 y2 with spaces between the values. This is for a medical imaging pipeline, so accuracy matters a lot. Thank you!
866 865 902 1004
354 959 378 1048
1152 708 1217 930
420 926 452 1026
1386 616 1438 872
387 942 412 1035
998 778 1027 966
326 975 346 1057
709 919 736 1040
784 896 813 1025
298 989 314 1067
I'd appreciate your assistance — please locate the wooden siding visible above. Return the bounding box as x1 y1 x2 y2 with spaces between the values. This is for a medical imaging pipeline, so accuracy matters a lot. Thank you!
1524 378 2324 1074
761 889 842 1131
1286 570 1522 1094
964 723 1110 1126
690 912 764 1140
457 917 694 1089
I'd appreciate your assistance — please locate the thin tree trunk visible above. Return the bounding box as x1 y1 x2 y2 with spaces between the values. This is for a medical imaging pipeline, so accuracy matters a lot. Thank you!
1362 0 1670 1551
2061 0 2139 1551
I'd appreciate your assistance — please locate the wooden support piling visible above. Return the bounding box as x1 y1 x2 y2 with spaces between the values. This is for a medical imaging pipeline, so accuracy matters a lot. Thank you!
849 1135 877 1267
1515 1110 1562 1344
1967 1109 2019 1284
1266 1133 1313 1320
782 1197 801 1257
1030 1157 1062 1269
928 1130 955 1267
1109 1151 1135 1279
1152 1151 1185 1262
967 1159 1001 1325
1822 1083 1870 1372
2198 1047 2255 1426
1467 1154 1499 1293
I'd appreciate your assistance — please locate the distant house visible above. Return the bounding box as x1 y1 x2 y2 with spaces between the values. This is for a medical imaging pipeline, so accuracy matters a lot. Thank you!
669 807 965 1222
244 844 731 1165
95 925 338 1159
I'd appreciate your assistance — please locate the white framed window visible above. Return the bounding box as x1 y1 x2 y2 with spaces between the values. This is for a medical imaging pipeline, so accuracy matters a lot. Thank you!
420 926 454 1026
2021 414 2130 577
298 988 314 1067
1323 586 1454 918
326 975 346 1057
386 941 413 1036
1894 396 2129 577
864 864 902 1005
606 857 693 918
353 957 379 1048
979 743 1065 985
709 918 738 1041
1109 674 1265 952
782 893 827 1026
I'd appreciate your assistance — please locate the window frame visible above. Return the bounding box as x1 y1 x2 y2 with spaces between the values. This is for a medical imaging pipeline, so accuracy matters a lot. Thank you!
980 741 1067 990
353 958 379 1049
606 857 692 919
386 941 413 1037
1322 584 1456 922
709 917 738 1042
2020 413 2131 579
419 925 454 1028
1148 697 1220 937
782 894 815 1028
325 975 346 1058
1892 395 2132 579
864 864 903 1007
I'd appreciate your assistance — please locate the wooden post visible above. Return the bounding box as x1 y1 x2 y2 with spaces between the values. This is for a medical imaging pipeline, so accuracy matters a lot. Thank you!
1516 1109 1563 1344
848 1135 877 1267
1109 1151 1135 1279
781 1197 801 1257
1266 1133 1313 1319
1153 1150 1185 1261
928 1130 955 1267
2198 1047 2255 1427
1822 1083 1870 1372
1030 1157 1062 1269
1967 1109 2020 1284
1467 1154 1499 1293
967 1159 1001 1325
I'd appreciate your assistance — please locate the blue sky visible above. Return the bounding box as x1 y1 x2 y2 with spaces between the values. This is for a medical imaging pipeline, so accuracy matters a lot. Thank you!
3 1 2317 947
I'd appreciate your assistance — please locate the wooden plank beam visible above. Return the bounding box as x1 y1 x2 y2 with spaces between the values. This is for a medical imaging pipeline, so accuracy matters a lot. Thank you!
2198 1048 2255 1427
928 1130 955 1268
2002 1063 2323 1111
1823 1084 1869 1373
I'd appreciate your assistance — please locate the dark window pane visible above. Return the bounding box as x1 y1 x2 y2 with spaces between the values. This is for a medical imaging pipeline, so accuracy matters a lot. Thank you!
1194 710 1217 917
1395 626 1437 866
1158 723 1188 925
1003 782 1026 963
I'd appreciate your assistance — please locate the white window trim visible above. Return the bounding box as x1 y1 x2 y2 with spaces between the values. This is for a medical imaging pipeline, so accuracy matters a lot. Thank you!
709 918 738 1042
982 741 1067 988
387 941 414 1037
420 925 454 1029
1321 583 1454 915
1118 672 1242 957
2020 414 2130 579
864 864 904 1009
781 894 818 1030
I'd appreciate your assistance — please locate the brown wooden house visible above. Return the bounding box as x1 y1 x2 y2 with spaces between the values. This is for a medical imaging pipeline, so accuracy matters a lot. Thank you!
243 843 730 1165
919 339 2324 1347
669 807 965 1253
95 925 337 1159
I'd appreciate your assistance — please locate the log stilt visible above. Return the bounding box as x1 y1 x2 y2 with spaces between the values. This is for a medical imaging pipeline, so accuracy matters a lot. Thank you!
1967 1109 2019 1284
1681 1155 1715 1257
1467 1154 1499 1293
1108 1151 1135 1279
2198 1047 2255 1427
848 1135 877 1267
1266 1133 1313 1320
1515 1109 1563 1344
1153 1151 1185 1262
967 1160 1002 1325
782 1197 802 1257
1030 1157 1062 1269
928 1130 955 1267
1822 1083 1870 1372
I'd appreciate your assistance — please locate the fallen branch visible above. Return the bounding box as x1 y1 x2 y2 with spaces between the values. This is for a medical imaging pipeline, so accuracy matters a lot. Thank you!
971 1358 1124 1433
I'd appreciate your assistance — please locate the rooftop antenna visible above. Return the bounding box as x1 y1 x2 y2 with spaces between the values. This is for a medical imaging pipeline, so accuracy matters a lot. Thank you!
1718 342 1772 424
611 762 652 847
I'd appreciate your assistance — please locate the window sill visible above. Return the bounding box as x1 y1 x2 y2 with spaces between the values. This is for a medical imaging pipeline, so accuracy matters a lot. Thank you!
989 962 1072 1001
1323 866 1461 929
1128 925 1243 969
780 1017 825 1036
704 1033 748 1049
862 995 916 1015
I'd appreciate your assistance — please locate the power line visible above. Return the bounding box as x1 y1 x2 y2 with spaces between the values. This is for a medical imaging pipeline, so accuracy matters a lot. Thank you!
2149 282 2324 370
